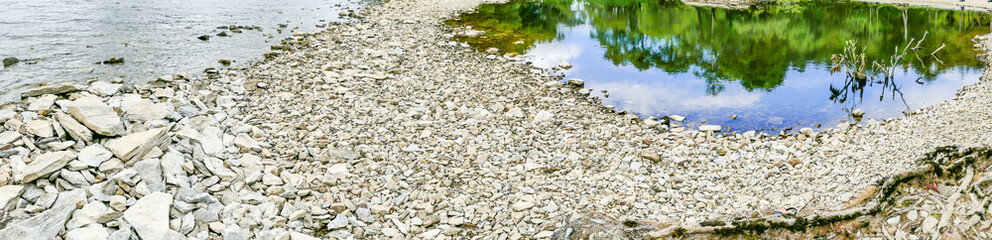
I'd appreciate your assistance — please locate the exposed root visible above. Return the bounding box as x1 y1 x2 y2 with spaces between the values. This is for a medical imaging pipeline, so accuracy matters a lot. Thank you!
644 145 992 238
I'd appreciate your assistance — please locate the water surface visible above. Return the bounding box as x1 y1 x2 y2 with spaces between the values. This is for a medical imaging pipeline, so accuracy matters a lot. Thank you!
449 0 990 132
0 0 368 101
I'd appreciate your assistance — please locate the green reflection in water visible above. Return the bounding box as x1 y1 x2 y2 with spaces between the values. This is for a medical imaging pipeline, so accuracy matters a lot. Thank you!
447 0 990 93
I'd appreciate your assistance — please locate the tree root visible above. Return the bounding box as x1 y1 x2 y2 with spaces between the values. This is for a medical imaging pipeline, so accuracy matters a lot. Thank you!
647 145 992 238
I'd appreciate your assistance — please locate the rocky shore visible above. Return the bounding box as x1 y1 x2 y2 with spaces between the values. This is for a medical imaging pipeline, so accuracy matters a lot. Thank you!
0 0 991 239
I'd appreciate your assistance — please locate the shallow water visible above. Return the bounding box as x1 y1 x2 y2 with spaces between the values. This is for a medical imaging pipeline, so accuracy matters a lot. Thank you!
0 0 368 102
449 0 991 132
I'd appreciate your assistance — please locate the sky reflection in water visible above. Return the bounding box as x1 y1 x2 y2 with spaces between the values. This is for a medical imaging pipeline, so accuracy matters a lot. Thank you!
449 0 990 132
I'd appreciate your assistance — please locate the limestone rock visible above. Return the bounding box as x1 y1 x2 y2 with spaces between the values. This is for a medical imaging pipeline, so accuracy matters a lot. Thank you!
0 185 24 210
66 225 110 240
16 151 76 183
533 111 553 123
133 158 164 186
699 125 722 132
87 81 123 96
106 126 170 162
66 97 125 136
567 78 584 87
20 82 85 98
78 144 113 167
0 131 21 146
121 95 171 122
24 120 54 138
124 192 173 240
0 202 75 239
26 94 57 111
54 111 93 142
233 133 260 150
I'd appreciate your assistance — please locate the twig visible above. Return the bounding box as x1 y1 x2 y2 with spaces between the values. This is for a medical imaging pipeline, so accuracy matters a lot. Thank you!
913 31 929 50
931 43 946 56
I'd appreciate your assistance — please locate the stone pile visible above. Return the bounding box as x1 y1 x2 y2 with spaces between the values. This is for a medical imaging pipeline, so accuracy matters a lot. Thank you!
0 76 325 239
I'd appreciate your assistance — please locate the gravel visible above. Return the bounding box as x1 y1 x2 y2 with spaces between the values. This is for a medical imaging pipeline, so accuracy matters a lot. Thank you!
0 0 989 239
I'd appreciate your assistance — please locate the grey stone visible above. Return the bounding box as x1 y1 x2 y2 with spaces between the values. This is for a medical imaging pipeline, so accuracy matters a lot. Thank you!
356 207 374 223
20 82 85 98
133 158 164 186
0 202 75 239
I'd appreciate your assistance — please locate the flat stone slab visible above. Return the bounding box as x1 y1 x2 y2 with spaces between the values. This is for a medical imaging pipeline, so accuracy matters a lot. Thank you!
20 82 85 99
0 202 76 240
65 97 125 136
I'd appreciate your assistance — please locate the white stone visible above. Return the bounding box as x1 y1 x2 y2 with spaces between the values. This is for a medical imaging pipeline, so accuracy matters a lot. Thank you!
203 157 237 179
27 94 57 111
66 97 125 136
67 201 110 229
124 192 173 240
78 144 113 167
121 95 171 122
0 202 75 239
0 185 24 210
233 133 260 150
66 225 110 240
699 125 721 132
558 61 572 69
511 201 535 211
160 151 188 187
133 158 164 186
24 120 54 138
16 151 75 183
0 131 22 146
105 126 170 161
54 111 93 142
87 81 122 96
327 214 349 229
20 82 84 98
533 111 553 123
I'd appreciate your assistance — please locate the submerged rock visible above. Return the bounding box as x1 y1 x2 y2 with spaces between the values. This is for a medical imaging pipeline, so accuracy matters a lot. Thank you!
2 57 18 68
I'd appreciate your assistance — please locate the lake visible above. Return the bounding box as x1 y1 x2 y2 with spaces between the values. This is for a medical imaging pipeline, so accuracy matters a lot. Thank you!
0 0 369 102
448 0 990 133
